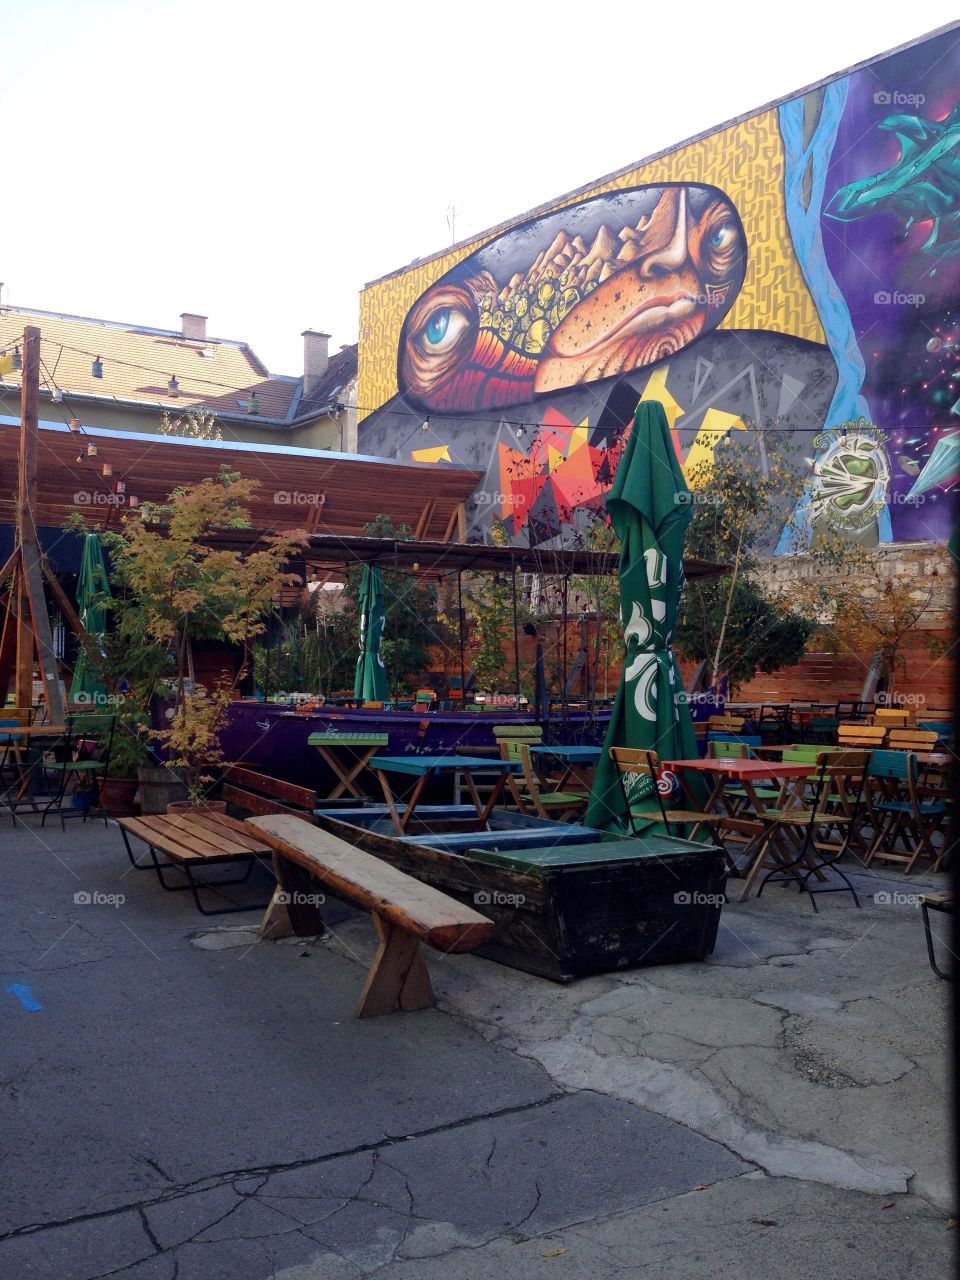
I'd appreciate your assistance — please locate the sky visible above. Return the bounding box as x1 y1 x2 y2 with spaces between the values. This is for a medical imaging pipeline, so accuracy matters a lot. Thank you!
3 1 958 380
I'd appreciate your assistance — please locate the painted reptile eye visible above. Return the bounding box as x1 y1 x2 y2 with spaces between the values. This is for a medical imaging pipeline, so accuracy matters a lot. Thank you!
419 306 469 354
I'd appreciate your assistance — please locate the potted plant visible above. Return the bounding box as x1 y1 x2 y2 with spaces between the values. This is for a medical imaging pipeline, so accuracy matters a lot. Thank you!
99 709 154 817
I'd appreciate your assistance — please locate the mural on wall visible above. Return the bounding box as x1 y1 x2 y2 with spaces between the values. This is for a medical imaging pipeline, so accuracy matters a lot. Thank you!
358 25 960 550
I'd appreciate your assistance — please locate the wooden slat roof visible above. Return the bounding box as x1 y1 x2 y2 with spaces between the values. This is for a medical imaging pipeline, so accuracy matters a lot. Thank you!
0 422 481 541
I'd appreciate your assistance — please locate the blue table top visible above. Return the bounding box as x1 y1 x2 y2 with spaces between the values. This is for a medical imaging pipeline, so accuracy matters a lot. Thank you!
529 745 602 763
369 754 521 776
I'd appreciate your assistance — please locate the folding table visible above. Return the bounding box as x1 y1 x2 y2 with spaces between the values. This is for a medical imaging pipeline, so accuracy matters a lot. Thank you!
369 754 521 835
308 731 388 799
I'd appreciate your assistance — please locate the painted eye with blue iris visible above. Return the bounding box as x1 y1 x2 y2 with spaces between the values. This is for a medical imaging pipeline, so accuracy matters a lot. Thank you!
419 305 469 355
698 206 742 277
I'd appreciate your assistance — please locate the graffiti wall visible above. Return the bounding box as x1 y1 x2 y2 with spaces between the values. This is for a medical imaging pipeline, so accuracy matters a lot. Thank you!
357 25 960 549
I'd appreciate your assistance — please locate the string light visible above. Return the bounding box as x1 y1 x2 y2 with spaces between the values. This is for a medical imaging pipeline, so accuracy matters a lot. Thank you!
68 417 81 433
91 355 103 378
12 346 21 371
167 374 179 395
101 462 112 477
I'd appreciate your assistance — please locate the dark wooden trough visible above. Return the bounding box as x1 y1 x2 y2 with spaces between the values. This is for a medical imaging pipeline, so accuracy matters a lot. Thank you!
313 806 727 982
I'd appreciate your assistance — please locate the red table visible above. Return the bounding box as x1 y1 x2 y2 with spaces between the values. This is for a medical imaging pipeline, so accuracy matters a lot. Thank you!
662 757 818 900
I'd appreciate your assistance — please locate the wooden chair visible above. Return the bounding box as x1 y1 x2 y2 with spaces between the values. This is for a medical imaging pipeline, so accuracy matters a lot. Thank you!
754 750 871 910
886 728 940 753
608 748 730 853
862 751 951 874
502 741 586 823
414 688 437 710
40 713 117 830
247 814 494 1017
837 723 887 749
707 715 745 734
871 707 913 727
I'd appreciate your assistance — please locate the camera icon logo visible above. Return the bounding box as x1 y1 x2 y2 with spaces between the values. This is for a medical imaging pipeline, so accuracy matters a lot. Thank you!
674 891 691 905
874 891 891 905
874 90 891 104
73 891 91 905
474 890 491 905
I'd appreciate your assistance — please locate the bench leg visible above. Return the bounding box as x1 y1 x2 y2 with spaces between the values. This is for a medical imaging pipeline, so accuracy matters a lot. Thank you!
356 914 434 1018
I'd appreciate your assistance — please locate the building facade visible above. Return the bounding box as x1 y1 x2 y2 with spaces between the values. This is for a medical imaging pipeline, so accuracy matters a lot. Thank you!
355 23 959 552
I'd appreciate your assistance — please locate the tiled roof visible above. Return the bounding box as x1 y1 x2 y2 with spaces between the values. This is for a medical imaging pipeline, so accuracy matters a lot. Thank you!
298 344 358 414
0 306 305 424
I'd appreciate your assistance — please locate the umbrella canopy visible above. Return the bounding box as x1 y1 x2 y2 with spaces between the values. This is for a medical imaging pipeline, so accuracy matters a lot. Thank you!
69 532 110 705
354 564 388 702
584 401 700 831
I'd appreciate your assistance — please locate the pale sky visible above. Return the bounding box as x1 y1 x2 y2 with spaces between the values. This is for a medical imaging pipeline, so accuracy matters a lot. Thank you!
4 1 957 381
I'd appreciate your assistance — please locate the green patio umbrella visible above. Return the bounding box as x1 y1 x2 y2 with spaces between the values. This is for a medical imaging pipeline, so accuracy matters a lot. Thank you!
69 532 110 705
354 564 388 702
584 401 700 832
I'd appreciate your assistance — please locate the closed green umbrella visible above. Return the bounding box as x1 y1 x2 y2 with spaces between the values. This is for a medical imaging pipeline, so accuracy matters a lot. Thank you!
69 532 110 705
585 401 700 832
354 564 388 701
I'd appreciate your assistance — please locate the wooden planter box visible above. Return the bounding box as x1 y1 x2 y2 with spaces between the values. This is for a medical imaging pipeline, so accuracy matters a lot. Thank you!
315 807 726 982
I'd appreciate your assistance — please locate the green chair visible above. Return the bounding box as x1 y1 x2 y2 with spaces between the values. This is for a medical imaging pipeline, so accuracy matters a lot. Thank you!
40 714 117 830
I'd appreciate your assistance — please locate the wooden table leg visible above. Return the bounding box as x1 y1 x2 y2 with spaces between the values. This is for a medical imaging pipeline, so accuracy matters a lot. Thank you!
356 914 434 1017
474 768 512 825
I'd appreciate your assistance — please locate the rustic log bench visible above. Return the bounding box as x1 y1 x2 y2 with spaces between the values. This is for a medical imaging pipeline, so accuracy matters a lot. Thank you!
246 814 495 1018
117 812 275 915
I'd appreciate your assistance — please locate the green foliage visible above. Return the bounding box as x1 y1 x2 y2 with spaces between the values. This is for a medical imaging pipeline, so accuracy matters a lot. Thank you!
158 408 222 441
463 518 528 692
676 433 814 692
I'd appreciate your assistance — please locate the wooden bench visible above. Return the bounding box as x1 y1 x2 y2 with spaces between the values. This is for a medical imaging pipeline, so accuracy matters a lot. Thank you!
919 891 953 981
246 814 495 1018
117 812 275 915
222 766 318 819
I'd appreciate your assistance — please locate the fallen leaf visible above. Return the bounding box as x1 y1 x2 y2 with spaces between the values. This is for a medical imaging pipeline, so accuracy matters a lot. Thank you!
543 1248 567 1258
946 1219 956 1229
880 1201 895 1210
693 1185 708 1191
750 1219 778 1227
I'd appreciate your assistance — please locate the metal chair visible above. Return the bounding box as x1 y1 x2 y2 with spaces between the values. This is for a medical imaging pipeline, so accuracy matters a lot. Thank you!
862 750 952 874
39 713 117 830
755 750 871 910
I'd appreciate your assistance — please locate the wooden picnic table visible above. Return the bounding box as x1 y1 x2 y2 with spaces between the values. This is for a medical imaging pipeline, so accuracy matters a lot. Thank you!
308 731 389 799
0 724 74 808
662 756 816 901
369 754 521 835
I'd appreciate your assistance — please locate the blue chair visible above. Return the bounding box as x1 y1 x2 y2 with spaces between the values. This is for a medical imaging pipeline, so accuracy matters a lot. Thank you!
863 750 950 874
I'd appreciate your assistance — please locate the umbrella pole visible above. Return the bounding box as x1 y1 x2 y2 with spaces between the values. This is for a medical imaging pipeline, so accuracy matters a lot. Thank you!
457 569 466 713
511 556 520 707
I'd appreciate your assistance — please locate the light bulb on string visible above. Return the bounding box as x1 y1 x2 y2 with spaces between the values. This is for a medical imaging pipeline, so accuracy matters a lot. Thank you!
68 418 81 433
86 444 97 459
91 356 103 378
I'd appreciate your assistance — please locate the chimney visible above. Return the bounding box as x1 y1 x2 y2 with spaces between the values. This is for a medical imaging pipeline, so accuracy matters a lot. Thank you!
180 312 207 341
302 329 330 394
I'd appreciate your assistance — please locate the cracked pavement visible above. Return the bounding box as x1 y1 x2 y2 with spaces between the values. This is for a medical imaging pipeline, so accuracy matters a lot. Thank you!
0 818 952 1278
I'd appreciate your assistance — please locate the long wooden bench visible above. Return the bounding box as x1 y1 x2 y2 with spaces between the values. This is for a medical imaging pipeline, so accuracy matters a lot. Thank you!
117 812 275 915
246 814 495 1018
222 766 318 819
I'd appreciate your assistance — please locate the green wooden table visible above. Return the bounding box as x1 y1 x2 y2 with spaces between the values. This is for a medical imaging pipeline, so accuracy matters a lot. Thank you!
308 731 389 799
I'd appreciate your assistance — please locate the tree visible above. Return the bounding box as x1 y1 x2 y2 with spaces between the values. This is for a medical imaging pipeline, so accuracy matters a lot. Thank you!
675 432 814 693
463 518 528 692
786 536 943 693
100 467 306 786
159 408 222 441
